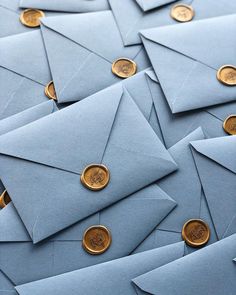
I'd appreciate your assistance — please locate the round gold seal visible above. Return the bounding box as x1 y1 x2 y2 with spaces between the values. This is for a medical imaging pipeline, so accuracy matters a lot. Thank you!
223 115 236 135
112 58 137 79
217 65 236 86
45 81 57 100
170 4 194 22
81 164 110 191
83 225 112 255
182 219 210 248
0 190 11 209
20 9 45 28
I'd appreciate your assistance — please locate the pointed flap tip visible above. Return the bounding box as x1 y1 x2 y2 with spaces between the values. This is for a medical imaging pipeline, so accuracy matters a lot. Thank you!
0 84 123 177
0 203 30 242
132 241 185 293
191 136 236 174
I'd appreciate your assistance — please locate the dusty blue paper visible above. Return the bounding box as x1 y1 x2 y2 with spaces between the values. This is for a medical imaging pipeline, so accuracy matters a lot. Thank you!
0 0 70 37
109 0 236 46
191 135 236 240
141 15 236 113
134 128 217 254
0 84 177 243
133 234 236 295
40 11 150 103
15 242 185 295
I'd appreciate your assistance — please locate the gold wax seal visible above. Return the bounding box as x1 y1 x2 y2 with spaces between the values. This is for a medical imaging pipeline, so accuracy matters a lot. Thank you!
0 190 11 209
112 58 137 78
182 219 210 248
45 81 57 100
171 4 194 22
81 164 110 191
83 225 112 255
20 9 45 28
223 115 236 135
217 65 236 86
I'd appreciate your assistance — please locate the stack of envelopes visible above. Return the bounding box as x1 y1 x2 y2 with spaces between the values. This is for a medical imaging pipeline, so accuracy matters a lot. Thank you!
0 0 236 294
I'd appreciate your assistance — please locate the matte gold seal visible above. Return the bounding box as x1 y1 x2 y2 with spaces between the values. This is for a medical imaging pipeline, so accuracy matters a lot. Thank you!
182 219 210 248
81 164 110 191
171 4 194 22
112 58 137 78
223 115 236 135
0 190 11 209
20 9 45 28
217 65 236 86
45 81 57 100
83 225 112 255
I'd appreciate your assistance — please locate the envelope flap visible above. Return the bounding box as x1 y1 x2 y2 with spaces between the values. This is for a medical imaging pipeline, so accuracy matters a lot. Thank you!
0 101 57 137
142 14 236 69
0 31 51 85
133 234 236 295
0 203 30 242
107 88 177 166
122 69 154 120
99 184 177 254
191 136 236 174
145 69 158 83
0 85 122 175
0 0 19 11
15 242 185 295
41 11 142 62
134 0 178 11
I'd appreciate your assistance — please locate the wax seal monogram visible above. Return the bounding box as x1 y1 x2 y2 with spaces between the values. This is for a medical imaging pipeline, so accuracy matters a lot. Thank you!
217 65 236 86
112 58 137 78
171 4 194 22
20 9 45 28
83 225 112 255
223 115 236 135
182 219 210 248
81 164 110 191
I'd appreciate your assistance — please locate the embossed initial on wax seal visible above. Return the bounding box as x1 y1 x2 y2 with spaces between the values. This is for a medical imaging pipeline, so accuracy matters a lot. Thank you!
20 9 45 28
182 219 210 248
83 225 112 255
112 58 137 78
171 4 194 22
81 164 110 191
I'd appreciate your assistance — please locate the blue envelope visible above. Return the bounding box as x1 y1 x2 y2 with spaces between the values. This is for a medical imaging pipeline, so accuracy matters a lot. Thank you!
0 0 69 38
133 128 217 254
0 84 177 243
151 68 236 148
0 183 176 293
133 234 236 295
20 0 110 12
109 0 236 46
141 14 236 113
15 242 185 295
122 68 236 148
0 30 58 120
40 11 150 103
0 101 58 204
191 136 236 240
